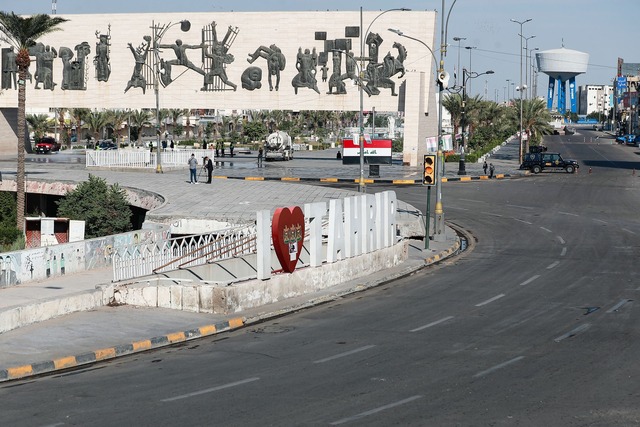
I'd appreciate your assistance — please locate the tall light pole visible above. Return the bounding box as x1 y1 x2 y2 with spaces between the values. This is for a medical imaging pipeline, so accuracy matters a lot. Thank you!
389 0 458 243
522 34 535 99
510 18 531 164
358 7 410 193
452 36 466 87
151 19 191 174
459 68 494 175
530 47 539 99
464 46 476 93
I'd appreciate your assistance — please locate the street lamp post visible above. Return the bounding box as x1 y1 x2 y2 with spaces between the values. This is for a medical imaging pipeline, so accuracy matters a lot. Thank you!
529 47 539 98
357 7 410 193
510 18 532 164
452 36 466 87
522 35 535 99
464 46 476 92
459 68 494 176
151 19 191 174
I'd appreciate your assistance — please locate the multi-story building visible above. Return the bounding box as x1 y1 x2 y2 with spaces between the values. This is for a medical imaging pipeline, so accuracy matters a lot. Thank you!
578 84 613 120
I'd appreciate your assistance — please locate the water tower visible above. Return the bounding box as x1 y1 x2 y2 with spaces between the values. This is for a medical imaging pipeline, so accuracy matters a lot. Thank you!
536 47 589 114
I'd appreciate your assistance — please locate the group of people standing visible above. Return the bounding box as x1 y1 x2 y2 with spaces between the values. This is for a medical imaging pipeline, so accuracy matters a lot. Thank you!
188 144 265 184
214 141 234 158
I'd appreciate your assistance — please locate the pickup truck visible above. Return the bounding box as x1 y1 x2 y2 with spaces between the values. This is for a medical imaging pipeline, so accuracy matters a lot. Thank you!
520 152 579 174
34 137 60 154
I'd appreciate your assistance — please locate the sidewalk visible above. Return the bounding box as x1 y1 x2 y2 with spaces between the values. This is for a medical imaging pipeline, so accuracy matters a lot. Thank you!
0 140 519 381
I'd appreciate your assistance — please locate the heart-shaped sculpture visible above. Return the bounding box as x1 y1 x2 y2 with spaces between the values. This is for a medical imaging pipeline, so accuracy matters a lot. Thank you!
271 206 305 273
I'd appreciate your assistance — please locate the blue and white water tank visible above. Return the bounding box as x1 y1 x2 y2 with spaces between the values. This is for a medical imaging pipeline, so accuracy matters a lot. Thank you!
536 47 589 114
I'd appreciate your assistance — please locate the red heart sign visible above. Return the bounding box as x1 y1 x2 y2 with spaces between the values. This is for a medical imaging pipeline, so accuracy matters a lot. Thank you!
271 206 305 273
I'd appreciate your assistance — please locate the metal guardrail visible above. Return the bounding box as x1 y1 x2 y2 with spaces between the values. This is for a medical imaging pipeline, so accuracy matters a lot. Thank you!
112 224 257 282
86 149 216 169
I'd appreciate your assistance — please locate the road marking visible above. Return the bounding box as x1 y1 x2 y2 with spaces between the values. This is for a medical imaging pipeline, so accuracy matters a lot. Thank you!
161 377 260 402
540 227 552 233
475 294 505 307
410 316 454 332
507 204 534 210
313 345 376 364
557 236 566 244
473 356 525 378
558 211 579 217
513 218 532 224
554 324 590 342
519 275 540 286
622 228 636 235
593 218 607 224
546 261 560 269
606 299 632 313
483 212 503 217
560 247 567 256
330 395 423 425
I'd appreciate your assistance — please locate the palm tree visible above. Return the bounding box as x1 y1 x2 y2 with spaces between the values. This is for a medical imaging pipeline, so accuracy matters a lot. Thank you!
26 113 50 140
521 98 554 151
85 110 110 142
70 107 90 142
129 109 152 144
0 12 68 230
107 109 129 145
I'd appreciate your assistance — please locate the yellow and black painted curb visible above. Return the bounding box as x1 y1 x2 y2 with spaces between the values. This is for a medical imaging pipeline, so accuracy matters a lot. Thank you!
212 174 512 185
0 317 244 383
425 238 461 264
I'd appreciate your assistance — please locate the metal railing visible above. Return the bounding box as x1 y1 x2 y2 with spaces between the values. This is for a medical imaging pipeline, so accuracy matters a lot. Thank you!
86 149 215 169
112 224 256 282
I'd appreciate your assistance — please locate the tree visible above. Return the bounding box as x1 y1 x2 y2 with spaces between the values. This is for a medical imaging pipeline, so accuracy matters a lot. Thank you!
243 120 267 142
0 192 21 249
26 113 50 140
0 12 69 230
56 175 132 239
70 107 90 141
129 109 152 144
85 110 109 141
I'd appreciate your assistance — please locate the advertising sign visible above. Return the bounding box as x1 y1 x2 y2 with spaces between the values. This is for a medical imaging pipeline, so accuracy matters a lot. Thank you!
342 136 392 165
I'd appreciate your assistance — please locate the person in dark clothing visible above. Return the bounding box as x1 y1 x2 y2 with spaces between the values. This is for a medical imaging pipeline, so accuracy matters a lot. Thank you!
489 163 495 179
229 141 235 157
483 160 488 175
204 156 214 183
257 146 264 167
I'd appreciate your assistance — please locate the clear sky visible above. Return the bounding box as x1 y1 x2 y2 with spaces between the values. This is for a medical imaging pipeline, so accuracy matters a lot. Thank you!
2 0 637 101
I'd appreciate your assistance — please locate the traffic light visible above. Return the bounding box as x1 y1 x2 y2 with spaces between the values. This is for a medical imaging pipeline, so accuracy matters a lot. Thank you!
423 154 436 186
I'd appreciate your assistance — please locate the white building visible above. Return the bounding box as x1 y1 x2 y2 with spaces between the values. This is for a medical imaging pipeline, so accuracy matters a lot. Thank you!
578 84 613 119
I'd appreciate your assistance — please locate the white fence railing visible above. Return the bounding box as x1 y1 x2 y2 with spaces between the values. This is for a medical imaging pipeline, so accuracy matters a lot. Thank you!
112 224 257 282
86 149 216 169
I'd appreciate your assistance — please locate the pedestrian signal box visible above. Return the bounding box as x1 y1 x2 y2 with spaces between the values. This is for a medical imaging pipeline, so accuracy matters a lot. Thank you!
423 154 436 185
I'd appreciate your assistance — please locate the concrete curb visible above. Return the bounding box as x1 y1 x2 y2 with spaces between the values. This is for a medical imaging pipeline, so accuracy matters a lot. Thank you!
211 174 514 185
0 233 463 383
0 317 244 382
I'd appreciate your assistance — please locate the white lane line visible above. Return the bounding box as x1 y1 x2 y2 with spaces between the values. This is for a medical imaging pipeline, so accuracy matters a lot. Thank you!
557 236 566 244
558 211 579 217
473 356 525 378
560 247 567 256
606 299 632 313
507 204 534 210
519 275 540 286
475 294 505 307
554 324 590 342
330 395 423 425
410 316 454 332
161 377 260 402
484 212 503 217
313 345 376 364
622 228 636 235
540 226 553 233
513 218 533 224
593 218 607 224
546 261 560 269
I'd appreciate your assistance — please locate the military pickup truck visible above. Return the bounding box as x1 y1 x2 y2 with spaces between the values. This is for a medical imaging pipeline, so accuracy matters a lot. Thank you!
520 152 579 174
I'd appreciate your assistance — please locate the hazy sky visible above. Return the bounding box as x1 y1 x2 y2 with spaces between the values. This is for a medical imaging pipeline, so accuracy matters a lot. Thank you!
2 0 637 101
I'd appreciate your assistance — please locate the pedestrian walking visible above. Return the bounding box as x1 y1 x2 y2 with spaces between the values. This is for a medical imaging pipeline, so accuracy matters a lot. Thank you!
229 141 235 157
257 146 264 167
215 141 220 158
204 155 214 183
489 163 495 179
170 140 174 151
221 143 225 157
188 153 198 184
483 160 488 175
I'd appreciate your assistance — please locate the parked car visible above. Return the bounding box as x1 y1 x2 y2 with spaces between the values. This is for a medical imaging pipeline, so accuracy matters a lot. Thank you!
520 152 579 174
96 140 118 150
616 134 636 145
34 137 61 154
